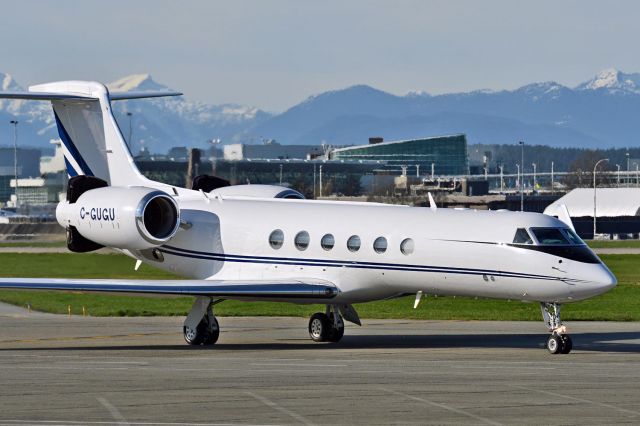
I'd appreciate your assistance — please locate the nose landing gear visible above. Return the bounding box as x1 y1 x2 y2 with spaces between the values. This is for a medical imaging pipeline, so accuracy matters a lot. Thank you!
541 302 572 354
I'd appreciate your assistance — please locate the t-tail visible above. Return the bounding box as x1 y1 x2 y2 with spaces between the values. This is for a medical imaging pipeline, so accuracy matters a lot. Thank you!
0 81 182 187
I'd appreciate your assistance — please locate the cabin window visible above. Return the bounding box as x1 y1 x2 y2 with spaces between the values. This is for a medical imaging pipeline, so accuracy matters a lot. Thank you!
294 231 310 251
531 228 570 245
269 229 284 249
373 237 387 254
400 238 414 255
321 234 335 251
512 228 533 244
347 235 361 252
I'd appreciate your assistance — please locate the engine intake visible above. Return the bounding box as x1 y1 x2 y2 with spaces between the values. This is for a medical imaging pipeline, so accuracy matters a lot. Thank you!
57 187 180 251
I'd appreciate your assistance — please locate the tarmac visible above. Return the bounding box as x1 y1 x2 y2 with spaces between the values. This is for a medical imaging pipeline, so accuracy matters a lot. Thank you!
0 303 639 425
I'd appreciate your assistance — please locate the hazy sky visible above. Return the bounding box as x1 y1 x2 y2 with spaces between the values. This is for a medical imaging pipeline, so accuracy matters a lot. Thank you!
2 0 639 111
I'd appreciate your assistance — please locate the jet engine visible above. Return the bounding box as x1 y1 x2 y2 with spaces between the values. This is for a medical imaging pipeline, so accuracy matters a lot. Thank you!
56 185 180 252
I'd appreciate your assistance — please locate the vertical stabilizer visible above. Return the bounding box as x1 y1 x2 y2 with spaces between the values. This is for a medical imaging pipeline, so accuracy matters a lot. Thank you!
29 81 148 186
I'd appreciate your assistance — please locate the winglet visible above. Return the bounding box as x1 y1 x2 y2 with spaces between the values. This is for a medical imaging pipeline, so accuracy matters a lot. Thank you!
557 204 575 231
428 192 437 211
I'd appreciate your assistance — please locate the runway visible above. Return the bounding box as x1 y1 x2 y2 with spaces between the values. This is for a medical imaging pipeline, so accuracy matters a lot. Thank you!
0 306 639 425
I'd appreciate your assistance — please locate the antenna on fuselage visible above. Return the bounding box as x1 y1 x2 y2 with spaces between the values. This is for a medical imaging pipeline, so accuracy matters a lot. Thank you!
428 192 437 212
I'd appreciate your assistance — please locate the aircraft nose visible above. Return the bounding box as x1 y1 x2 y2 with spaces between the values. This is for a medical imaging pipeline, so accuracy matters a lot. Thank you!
598 264 617 291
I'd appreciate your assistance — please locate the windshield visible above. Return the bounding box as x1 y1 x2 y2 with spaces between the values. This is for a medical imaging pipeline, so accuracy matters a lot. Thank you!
530 227 586 246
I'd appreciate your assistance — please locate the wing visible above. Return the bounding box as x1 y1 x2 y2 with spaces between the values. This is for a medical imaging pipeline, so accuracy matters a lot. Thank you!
0 278 338 300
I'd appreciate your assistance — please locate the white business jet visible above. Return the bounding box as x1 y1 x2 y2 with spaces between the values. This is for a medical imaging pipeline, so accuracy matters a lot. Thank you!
0 81 616 354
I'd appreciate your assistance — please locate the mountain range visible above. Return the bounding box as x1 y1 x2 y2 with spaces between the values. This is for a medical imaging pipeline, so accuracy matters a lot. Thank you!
1 68 640 152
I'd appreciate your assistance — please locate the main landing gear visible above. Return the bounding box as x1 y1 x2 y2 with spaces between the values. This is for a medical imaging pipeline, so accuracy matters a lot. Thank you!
183 296 220 346
308 305 361 343
541 302 573 354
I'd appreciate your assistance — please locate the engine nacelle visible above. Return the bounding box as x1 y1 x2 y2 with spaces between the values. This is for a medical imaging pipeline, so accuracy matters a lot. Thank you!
56 187 180 250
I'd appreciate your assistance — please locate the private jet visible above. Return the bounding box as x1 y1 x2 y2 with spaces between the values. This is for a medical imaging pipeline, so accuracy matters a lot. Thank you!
0 81 617 354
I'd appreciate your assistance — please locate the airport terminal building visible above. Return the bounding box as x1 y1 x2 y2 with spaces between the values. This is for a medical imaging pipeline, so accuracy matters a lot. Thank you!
329 134 469 176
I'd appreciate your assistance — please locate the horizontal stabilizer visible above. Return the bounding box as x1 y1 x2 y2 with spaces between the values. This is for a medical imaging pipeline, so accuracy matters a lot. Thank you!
0 278 338 300
0 90 182 101
109 91 183 100
0 91 92 101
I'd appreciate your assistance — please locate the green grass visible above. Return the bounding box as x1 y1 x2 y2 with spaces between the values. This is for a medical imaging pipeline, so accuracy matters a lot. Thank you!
0 241 66 248
587 240 640 249
0 253 638 320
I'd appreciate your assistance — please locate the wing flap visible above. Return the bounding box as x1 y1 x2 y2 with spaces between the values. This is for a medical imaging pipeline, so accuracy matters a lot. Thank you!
0 278 338 299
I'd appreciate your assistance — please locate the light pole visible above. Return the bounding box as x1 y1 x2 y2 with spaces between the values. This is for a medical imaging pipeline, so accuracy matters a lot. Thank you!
10 120 18 209
593 158 609 238
516 163 520 192
499 165 504 193
519 141 524 211
551 161 554 194
616 164 620 187
627 152 630 187
319 165 323 197
532 163 537 192
279 164 283 185
431 162 435 180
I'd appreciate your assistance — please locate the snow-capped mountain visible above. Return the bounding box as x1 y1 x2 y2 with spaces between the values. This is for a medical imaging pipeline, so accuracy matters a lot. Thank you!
0 73 272 153
1 68 640 152
575 68 640 94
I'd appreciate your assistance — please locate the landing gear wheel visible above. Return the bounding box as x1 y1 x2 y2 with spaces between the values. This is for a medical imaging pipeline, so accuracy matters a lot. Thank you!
309 313 331 342
560 335 573 354
184 315 219 346
546 334 562 354
327 321 345 343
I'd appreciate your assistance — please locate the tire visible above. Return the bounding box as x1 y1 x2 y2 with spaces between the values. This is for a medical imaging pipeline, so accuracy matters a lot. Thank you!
184 324 203 345
547 335 562 354
327 324 344 343
200 316 220 345
560 335 572 354
184 316 220 346
309 313 330 342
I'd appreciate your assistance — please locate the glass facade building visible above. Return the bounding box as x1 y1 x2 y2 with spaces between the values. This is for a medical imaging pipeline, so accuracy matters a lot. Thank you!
329 134 469 176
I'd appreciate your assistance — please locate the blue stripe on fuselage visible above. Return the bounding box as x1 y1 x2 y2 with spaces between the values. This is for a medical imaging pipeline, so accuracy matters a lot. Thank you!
159 245 579 283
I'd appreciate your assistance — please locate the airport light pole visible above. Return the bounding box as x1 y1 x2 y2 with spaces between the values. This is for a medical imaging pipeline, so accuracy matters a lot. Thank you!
532 163 537 192
516 163 520 193
616 164 621 187
279 164 283 185
626 152 630 187
319 165 323 197
499 165 504 193
593 158 609 239
10 120 18 209
519 141 524 211
551 161 554 194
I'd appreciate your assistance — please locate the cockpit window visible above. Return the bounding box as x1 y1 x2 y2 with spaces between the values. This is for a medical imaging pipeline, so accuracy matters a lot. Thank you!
513 228 534 244
531 228 571 245
561 228 585 245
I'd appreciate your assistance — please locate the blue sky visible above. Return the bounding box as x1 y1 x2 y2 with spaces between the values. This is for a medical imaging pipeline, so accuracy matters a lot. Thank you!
1 0 639 111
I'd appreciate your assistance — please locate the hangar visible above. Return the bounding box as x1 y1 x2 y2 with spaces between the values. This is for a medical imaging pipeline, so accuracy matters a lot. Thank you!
544 188 640 239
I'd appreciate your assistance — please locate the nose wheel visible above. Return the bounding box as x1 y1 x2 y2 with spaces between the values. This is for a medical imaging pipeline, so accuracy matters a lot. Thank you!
541 302 572 354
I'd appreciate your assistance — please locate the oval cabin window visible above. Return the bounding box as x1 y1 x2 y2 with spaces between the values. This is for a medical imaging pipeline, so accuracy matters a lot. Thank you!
400 238 414 255
269 229 284 249
321 234 335 251
373 237 387 254
347 235 361 252
294 231 310 251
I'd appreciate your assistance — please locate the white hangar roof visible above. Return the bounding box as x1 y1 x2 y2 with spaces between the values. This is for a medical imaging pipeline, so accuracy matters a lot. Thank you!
544 188 640 218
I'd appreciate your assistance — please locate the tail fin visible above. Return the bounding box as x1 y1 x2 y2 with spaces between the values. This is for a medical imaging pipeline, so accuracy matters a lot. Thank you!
0 81 181 187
